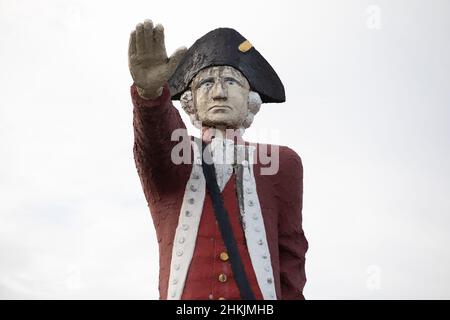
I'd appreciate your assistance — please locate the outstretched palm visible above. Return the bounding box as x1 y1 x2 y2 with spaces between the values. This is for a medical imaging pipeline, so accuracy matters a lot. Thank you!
128 19 187 99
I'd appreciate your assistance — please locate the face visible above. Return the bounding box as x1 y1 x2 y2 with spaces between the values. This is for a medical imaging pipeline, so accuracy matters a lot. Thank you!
191 66 250 128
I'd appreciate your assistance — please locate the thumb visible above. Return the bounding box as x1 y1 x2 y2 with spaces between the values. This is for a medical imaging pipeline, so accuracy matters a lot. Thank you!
167 46 188 76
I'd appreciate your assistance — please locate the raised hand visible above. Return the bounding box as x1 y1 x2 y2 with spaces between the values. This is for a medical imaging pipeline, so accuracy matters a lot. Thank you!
128 19 187 99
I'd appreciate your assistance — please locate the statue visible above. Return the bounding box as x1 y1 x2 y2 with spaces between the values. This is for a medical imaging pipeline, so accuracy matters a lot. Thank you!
128 19 308 300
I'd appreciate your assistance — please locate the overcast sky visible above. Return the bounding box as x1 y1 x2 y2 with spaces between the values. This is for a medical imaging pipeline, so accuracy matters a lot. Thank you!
1 0 450 299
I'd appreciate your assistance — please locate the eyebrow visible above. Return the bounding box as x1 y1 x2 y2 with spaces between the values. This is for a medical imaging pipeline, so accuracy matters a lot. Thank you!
223 76 244 87
199 77 215 85
194 77 215 89
195 75 244 89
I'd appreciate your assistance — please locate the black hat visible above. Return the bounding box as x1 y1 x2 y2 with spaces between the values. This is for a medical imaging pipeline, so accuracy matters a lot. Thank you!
168 28 285 103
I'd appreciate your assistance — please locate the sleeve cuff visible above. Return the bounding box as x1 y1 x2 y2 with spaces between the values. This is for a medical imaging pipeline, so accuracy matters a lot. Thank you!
130 82 172 108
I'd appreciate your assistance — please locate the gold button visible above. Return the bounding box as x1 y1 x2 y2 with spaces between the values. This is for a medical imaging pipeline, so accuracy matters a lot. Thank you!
219 252 229 262
218 297 226 300
218 273 227 283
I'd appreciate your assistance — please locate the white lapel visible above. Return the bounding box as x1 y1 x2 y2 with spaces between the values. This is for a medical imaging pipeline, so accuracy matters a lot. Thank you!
167 141 205 300
240 146 278 300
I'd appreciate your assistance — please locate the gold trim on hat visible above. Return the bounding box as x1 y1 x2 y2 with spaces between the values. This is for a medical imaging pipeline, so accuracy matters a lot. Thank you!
238 40 253 52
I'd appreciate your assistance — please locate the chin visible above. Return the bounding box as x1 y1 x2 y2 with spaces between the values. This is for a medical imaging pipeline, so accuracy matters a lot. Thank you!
202 117 240 129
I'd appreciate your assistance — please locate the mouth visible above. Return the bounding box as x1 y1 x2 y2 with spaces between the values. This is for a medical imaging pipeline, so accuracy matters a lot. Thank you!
208 105 231 111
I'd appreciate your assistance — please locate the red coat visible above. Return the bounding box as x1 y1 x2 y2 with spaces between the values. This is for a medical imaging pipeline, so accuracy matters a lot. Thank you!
181 173 264 300
131 83 308 300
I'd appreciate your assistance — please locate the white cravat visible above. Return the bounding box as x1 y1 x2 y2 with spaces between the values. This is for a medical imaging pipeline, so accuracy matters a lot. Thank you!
210 137 235 192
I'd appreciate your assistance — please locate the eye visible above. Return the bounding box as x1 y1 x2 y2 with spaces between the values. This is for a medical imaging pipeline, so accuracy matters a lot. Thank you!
200 81 213 88
226 79 236 85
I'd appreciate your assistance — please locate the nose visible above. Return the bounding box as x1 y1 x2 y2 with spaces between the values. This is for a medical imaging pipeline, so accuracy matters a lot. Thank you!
211 81 227 100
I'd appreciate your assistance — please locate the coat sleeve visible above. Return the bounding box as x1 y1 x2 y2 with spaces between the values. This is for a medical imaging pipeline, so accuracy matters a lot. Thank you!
277 147 309 300
131 82 190 204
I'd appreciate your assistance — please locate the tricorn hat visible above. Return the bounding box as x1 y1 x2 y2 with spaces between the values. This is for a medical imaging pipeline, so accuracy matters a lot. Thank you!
168 28 285 103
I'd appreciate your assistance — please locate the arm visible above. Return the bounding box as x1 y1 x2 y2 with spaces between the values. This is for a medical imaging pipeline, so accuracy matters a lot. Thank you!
131 82 189 203
277 147 309 300
128 20 188 203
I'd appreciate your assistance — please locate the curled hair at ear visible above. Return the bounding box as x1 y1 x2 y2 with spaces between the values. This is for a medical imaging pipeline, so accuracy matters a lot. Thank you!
180 90 202 128
179 89 262 129
242 91 262 128
180 90 194 114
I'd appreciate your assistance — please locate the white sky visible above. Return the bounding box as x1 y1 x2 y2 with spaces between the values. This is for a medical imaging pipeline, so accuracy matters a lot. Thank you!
1 0 450 299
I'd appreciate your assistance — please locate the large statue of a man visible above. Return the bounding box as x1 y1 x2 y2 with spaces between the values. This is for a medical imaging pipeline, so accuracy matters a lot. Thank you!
128 19 308 300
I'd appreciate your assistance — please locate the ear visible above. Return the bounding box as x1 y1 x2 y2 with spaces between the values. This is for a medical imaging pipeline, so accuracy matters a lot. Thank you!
248 91 262 114
243 91 262 128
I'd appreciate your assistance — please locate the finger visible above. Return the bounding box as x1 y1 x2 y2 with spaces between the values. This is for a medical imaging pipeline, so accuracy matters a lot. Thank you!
153 24 166 59
135 23 145 55
143 19 153 52
167 46 188 75
128 30 137 57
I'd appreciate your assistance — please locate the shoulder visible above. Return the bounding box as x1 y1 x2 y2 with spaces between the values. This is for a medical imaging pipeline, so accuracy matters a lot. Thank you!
249 141 303 178
279 145 302 165
278 145 303 180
